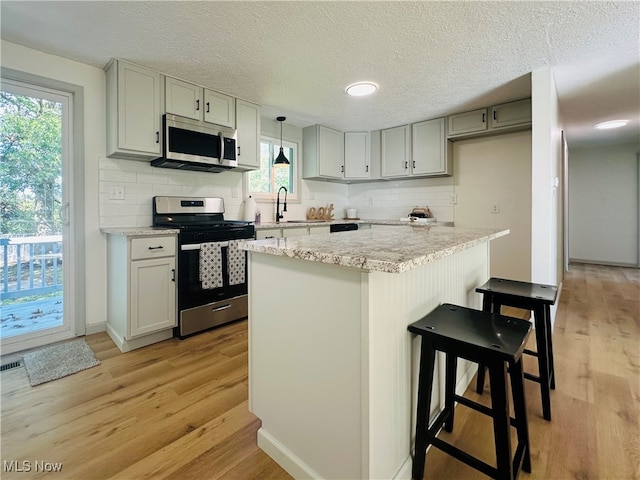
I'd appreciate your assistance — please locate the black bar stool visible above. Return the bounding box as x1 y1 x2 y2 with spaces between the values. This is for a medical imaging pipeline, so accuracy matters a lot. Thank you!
408 303 532 480
475 278 558 421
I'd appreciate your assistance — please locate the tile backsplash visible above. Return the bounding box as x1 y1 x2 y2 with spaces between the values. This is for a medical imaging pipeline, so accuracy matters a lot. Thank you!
99 157 455 228
99 157 245 227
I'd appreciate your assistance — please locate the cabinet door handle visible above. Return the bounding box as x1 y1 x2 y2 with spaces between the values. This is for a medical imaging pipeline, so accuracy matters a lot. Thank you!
156 131 160 144
171 269 175 282
265 236 275 239
366 165 369 173
404 161 408 169
341 165 344 173
413 161 416 169
196 99 200 111
237 146 241 156
206 101 210 113
148 246 164 250
482 113 486 123
493 110 497 121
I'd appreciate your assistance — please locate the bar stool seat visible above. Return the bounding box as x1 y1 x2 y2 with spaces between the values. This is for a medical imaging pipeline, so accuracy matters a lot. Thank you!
475 278 558 421
408 303 532 480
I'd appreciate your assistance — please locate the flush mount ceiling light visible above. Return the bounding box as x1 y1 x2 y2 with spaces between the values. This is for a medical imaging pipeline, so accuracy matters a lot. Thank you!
274 116 290 165
595 119 628 129
345 82 377 97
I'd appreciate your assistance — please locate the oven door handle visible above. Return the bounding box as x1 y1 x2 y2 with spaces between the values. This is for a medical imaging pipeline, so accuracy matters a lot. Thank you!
181 241 229 251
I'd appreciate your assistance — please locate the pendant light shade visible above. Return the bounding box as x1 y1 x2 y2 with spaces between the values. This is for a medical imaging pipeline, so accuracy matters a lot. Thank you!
274 116 290 165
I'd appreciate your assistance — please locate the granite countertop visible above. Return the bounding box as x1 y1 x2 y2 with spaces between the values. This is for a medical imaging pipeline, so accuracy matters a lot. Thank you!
240 225 508 274
254 219 451 229
101 227 180 236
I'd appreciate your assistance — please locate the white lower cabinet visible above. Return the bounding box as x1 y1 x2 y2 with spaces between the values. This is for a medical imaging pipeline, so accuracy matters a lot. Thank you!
309 225 331 235
255 228 283 240
256 224 331 239
106 234 177 352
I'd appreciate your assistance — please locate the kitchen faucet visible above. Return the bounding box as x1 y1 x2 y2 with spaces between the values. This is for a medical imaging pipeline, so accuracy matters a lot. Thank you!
276 186 288 223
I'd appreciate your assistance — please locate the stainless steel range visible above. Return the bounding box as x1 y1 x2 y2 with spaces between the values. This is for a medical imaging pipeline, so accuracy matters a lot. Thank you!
153 196 255 338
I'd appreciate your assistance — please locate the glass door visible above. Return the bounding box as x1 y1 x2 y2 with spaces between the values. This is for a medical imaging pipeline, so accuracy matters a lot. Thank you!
1 79 76 354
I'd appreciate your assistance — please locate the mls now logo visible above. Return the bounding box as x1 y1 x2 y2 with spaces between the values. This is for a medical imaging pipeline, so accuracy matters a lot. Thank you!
3 460 63 472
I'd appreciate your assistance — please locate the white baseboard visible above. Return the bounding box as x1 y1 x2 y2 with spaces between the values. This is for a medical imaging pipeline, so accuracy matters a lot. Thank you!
106 324 173 353
86 322 107 335
257 428 321 479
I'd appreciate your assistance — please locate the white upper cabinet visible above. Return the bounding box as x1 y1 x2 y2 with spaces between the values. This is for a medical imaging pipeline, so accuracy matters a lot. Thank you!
411 118 452 176
381 125 410 178
344 132 370 179
235 99 261 170
447 98 531 139
303 125 345 180
204 89 236 127
490 98 531 129
106 59 162 159
165 76 236 128
447 108 488 137
165 77 202 120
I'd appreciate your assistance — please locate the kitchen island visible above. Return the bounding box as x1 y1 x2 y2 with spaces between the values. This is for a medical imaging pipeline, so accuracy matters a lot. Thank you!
240 225 508 480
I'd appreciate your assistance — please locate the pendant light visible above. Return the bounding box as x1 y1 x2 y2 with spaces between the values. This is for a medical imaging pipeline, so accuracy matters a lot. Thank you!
274 116 290 165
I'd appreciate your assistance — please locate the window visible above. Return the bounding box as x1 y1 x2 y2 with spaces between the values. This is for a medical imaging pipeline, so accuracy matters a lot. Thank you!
247 136 298 201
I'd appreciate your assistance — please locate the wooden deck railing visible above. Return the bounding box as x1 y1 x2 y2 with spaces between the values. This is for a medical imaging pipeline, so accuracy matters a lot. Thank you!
0 235 63 301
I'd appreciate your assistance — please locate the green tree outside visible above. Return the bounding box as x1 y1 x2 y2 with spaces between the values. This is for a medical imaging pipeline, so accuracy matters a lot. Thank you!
0 91 62 236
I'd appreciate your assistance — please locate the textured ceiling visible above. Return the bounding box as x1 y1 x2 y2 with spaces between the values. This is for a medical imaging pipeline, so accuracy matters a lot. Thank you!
1 1 638 148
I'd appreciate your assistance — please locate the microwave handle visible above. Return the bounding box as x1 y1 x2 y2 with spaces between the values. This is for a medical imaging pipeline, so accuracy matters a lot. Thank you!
219 134 225 164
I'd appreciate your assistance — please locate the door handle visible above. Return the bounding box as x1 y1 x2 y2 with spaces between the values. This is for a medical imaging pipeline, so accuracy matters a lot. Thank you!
156 131 160 143
196 99 200 111
171 269 175 282
206 102 210 113
148 246 164 250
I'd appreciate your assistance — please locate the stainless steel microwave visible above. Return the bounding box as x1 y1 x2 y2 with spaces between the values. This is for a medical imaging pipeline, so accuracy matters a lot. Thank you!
151 114 238 172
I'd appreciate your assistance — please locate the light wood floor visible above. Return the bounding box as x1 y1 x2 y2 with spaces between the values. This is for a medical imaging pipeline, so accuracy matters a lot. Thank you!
1 263 638 480
424 263 640 480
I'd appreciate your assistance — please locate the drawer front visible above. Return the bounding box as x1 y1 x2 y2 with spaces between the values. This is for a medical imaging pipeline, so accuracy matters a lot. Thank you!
131 236 176 260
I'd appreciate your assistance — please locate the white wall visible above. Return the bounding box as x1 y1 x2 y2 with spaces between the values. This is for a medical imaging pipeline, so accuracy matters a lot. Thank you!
453 131 532 281
1 40 108 331
569 142 639 266
531 67 564 287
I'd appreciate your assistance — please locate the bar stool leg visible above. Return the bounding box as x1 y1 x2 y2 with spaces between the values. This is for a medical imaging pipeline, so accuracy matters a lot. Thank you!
444 353 457 432
475 294 494 394
544 305 556 390
412 338 437 480
488 360 514 480
509 358 531 473
533 305 552 421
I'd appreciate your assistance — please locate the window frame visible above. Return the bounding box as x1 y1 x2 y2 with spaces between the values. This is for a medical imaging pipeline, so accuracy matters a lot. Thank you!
246 135 300 203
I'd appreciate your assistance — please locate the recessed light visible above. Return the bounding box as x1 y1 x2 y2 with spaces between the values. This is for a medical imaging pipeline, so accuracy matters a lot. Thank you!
345 82 377 97
595 120 628 129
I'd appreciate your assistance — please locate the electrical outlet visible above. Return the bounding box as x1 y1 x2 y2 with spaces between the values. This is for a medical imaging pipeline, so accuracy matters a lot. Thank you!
450 194 457 205
109 186 125 200
491 203 500 214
